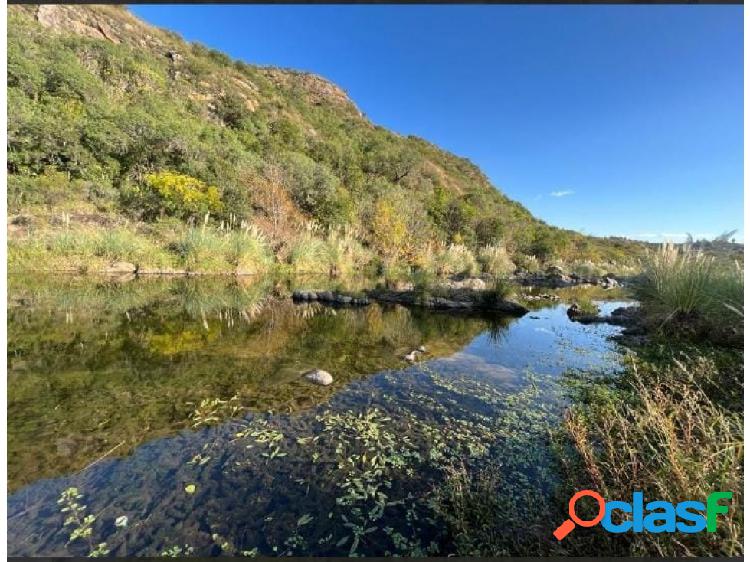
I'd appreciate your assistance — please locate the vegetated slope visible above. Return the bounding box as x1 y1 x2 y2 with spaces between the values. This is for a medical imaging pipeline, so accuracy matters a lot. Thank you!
8 5 642 273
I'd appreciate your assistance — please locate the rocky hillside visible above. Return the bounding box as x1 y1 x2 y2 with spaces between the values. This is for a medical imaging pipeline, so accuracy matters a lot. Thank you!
8 5 643 273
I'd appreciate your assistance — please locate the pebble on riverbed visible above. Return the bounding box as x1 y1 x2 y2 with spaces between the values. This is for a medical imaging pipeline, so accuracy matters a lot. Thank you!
303 369 333 386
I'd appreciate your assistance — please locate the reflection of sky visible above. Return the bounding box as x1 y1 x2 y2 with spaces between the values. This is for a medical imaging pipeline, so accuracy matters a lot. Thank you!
429 301 630 386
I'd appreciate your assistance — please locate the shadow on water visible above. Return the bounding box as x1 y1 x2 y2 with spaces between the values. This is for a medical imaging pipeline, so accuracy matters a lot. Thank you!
8 274 630 556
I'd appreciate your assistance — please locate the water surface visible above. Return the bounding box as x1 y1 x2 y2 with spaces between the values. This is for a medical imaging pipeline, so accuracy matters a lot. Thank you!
8 275 630 556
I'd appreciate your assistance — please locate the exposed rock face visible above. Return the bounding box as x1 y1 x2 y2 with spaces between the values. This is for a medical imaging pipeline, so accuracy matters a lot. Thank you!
303 369 333 386
31 5 155 47
260 68 363 117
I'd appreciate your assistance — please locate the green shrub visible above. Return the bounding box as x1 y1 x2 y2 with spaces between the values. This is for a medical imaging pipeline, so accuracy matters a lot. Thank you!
324 228 373 276
46 230 95 257
637 243 743 338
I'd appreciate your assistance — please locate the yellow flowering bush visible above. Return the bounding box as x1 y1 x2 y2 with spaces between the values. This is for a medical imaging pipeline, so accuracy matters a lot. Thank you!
139 171 222 219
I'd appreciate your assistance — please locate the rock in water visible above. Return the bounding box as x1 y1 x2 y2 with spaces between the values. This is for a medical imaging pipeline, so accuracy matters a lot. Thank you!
404 351 419 362
303 369 333 386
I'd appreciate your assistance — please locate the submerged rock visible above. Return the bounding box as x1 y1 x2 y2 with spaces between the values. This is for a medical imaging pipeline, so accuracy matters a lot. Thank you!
303 369 333 386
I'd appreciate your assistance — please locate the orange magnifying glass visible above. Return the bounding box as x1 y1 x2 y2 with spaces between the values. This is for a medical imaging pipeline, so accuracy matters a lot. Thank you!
553 490 606 540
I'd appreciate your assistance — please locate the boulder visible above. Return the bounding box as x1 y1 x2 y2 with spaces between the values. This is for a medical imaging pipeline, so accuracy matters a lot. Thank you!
303 369 333 386
105 261 136 274
463 278 487 290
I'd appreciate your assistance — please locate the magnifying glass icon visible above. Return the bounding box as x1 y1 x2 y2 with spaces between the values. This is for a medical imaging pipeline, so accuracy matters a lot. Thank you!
553 490 606 540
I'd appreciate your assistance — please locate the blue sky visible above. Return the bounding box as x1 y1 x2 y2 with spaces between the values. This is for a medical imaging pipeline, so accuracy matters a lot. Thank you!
131 5 743 242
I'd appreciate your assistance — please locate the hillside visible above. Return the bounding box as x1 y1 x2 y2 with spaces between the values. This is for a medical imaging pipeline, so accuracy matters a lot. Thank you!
8 5 644 276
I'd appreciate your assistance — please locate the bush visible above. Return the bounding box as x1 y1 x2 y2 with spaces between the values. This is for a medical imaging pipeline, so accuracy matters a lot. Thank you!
132 171 223 221
324 228 373 276
513 254 540 273
288 230 331 273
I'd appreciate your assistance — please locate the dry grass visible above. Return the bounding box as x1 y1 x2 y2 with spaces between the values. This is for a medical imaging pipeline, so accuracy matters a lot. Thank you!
563 353 743 556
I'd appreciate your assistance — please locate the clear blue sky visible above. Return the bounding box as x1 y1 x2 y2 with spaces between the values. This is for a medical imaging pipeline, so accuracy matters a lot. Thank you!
131 5 743 242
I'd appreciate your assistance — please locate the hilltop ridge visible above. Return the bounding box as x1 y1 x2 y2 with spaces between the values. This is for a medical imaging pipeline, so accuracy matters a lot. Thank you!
8 4 644 275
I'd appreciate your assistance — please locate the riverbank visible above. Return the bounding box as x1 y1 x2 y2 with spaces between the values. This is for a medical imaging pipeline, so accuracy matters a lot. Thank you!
553 245 743 556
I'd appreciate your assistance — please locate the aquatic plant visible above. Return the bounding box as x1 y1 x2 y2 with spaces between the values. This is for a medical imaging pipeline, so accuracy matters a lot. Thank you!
57 487 109 557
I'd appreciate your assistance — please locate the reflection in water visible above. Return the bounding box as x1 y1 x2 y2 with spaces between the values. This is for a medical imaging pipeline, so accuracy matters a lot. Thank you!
8 275 629 556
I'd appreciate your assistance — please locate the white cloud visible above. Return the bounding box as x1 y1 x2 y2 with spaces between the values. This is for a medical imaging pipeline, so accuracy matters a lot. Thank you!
550 189 575 198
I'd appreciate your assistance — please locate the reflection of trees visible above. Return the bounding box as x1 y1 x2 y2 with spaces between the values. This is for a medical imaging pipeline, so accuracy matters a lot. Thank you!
484 316 515 346
8 276 491 491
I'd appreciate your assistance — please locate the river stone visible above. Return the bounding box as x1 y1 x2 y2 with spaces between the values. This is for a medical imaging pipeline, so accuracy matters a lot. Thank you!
303 369 333 386
105 261 136 274
403 351 419 362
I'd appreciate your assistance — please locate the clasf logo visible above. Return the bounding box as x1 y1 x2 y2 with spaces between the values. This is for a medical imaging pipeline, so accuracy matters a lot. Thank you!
553 490 732 540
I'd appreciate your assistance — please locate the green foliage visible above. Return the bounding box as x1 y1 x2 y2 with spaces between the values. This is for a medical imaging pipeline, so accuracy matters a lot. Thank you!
7 5 648 274
57 487 110 557
280 152 350 227
175 227 227 271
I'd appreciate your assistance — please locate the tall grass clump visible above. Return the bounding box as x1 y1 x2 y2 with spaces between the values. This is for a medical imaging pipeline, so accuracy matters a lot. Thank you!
224 226 273 273
433 243 478 277
92 228 175 268
513 254 540 274
571 260 605 279
324 228 373 276
477 244 515 278
562 352 743 556
288 232 330 274
638 243 715 318
46 230 96 258
175 227 228 271
638 243 743 343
